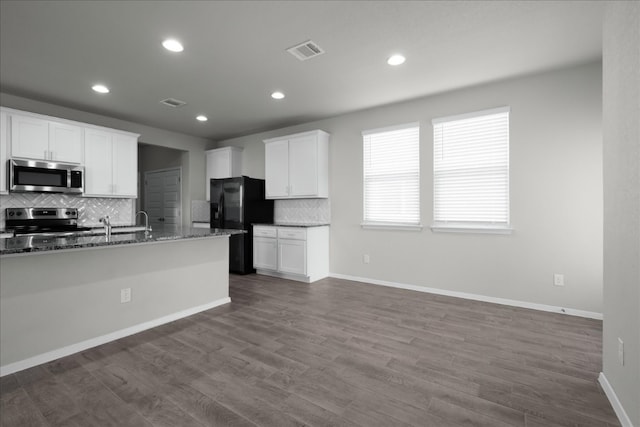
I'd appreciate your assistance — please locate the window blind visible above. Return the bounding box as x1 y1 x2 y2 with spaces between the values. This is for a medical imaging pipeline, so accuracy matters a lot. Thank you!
432 107 510 228
363 123 420 227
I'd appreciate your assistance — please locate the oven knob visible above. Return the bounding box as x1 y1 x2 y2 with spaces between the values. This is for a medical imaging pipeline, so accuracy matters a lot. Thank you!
16 212 22 216
8 211 14 216
65 211 71 215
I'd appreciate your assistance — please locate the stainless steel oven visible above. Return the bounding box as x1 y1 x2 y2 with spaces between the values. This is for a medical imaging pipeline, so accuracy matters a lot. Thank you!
9 158 84 194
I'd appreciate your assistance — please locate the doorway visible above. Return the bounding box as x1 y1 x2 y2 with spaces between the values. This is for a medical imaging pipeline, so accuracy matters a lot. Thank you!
144 167 182 230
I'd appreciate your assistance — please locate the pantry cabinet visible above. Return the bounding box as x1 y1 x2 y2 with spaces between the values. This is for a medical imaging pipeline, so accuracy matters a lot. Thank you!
253 225 329 283
263 130 329 199
10 113 83 163
84 128 138 198
205 146 243 201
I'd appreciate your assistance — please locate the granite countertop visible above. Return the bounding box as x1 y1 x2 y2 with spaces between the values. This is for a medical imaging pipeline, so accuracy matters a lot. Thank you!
0 227 244 257
253 223 330 228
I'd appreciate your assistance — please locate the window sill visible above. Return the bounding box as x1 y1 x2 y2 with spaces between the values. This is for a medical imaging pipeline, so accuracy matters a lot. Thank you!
361 222 423 231
430 225 513 235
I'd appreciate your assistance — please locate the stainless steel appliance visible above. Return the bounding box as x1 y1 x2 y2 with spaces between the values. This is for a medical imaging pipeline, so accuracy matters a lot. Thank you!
9 159 84 194
5 207 92 236
210 177 274 274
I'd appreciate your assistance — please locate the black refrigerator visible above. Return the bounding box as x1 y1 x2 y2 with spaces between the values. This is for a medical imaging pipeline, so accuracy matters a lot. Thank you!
210 176 274 274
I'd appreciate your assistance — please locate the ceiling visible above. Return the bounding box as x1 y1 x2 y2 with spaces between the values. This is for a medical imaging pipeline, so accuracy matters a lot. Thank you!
0 1 605 142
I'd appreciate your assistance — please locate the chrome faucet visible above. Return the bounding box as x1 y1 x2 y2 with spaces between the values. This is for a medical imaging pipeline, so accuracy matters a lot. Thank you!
136 210 152 234
99 215 112 237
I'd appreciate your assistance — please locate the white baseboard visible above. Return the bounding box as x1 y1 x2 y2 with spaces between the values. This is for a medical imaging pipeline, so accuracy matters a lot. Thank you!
329 273 602 320
0 297 231 377
599 372 634 427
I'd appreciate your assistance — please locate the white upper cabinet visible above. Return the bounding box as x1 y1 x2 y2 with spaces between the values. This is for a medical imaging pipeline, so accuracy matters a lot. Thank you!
0 111 8 194
205 146 243 201
49 121 83 163
10 113 82 163
10 114 49 160
84 128 138 198
263 130 329 199
264 139 289 198
112 133 138 197
84 129 112 196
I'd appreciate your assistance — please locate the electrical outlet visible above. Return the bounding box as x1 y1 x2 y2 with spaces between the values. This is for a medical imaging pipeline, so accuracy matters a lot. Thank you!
363 254 370 264
120 288 131 304
553 273 565 287
618 337 624 366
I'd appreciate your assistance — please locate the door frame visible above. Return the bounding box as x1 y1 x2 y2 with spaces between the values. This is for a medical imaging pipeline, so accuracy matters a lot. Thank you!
143 167 183 227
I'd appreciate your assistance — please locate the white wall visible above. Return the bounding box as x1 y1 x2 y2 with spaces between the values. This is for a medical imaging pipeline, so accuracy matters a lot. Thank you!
0 92 212 225
602 2 640 425
221 62 603 314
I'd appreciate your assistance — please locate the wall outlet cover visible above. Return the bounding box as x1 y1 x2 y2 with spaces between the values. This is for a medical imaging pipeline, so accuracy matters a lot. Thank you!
553 273 565 286
618 337 624 366
120 288 132 304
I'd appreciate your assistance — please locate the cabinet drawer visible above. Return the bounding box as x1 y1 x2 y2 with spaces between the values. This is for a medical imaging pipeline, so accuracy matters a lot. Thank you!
254 226 277 238
277 227 306 240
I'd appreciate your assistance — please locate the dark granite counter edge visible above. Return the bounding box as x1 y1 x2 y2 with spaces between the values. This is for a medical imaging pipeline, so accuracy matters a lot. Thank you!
252 223 330 228
0 228 243 257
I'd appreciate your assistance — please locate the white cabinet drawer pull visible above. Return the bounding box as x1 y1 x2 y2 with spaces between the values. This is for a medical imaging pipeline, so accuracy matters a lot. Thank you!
277 228 306 240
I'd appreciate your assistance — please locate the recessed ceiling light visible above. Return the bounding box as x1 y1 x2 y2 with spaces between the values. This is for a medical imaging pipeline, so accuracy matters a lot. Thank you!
162 39 184 52
196 115 208 122
271 91 285 100
387 54 406 66
92 84 109 94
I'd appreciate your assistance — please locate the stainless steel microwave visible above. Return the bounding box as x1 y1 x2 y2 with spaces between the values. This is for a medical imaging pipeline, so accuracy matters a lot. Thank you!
9 158 84 194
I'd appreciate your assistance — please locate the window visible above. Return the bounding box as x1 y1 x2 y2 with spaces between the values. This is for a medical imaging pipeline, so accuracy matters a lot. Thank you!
362 123 420 229
432 107 511 233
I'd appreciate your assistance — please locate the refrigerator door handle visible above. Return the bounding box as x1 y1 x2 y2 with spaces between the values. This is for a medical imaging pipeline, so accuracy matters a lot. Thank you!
218 191 225 225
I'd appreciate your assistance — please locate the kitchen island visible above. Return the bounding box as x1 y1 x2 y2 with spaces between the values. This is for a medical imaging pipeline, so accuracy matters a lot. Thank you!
0 227 241 375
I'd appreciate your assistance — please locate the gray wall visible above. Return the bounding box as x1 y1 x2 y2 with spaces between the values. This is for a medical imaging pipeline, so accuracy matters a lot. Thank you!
1 237 230 370
0 92 212 226
221 62 604 314
603 2 640 425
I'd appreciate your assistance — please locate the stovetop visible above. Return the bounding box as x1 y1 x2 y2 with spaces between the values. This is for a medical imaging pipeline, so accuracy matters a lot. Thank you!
5 207 89 236
11 225 93 237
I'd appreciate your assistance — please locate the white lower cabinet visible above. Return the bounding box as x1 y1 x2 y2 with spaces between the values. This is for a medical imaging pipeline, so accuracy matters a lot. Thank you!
254 236 278 270
253 225 329 283
278 239 306 275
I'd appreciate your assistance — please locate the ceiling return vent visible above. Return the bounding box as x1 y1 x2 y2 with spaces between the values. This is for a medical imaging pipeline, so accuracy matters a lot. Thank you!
287 40 325 61
159 98 187 108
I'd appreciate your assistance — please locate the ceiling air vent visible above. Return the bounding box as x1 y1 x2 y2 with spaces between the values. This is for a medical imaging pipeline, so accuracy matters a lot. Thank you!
287 40 325 61
160 98 187 108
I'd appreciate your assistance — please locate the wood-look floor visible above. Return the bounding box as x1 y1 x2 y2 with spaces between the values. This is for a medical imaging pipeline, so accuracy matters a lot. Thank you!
1 275 619 427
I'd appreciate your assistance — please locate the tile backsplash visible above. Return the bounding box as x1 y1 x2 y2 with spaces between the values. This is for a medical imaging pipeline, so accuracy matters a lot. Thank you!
0 193 135 229
274 198 331 225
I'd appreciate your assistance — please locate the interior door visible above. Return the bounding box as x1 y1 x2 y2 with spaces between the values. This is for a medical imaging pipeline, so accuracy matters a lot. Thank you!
144 168 181 230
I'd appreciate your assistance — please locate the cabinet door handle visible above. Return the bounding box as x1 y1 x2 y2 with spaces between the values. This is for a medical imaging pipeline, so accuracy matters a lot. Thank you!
49 151 54 160
44 150 48 160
